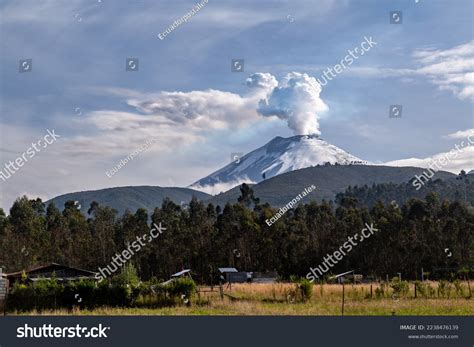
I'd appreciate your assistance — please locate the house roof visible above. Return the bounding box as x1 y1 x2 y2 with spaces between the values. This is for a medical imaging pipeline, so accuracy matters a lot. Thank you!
5 263 96 278
330 270 354 279
218 267 238 273
29 276 93 282
171 269 191 277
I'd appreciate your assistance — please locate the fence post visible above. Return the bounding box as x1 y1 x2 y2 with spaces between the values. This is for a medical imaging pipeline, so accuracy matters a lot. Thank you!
370 284 373 299
341 283 345 316
466 274 472 298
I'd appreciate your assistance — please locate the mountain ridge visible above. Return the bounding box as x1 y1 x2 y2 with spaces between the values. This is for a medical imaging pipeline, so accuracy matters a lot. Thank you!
47 186 211 215
205 165 456 207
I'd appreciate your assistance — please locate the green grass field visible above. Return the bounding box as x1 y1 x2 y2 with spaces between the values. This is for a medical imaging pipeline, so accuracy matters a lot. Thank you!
9 282 474 316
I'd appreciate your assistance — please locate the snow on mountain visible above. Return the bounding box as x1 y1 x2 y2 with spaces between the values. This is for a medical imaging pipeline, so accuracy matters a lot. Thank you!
190 135 367 192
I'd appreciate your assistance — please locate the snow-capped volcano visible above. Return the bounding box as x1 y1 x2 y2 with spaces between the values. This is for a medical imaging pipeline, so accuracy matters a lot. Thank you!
191 135 367 191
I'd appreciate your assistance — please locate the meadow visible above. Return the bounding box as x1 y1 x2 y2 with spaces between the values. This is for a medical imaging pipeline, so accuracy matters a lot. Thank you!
10 281 474 316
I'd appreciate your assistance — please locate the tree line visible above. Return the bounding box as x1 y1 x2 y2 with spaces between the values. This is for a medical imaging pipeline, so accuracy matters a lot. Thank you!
336 173 473 208
0 184 472 282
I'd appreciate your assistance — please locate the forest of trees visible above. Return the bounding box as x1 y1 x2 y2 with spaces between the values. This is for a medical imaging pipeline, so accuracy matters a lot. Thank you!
0 183 472 282
336 173 473 208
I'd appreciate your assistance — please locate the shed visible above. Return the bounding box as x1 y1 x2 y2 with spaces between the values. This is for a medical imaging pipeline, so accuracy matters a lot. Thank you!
329 270 363 284
330 270 353 284
161 269 193 285
218 267 249 283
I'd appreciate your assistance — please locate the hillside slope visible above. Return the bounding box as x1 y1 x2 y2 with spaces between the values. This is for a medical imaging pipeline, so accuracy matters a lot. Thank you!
206 165 455 207
47 186 211 215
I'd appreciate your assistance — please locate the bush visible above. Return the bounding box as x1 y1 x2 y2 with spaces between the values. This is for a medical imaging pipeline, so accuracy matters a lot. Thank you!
167 278 196 297
112 263 140 288
285 278 313 303
453 279 465 297
7 277 141 312
166 278 196 304
62 279 95 309
415 281 427 298
375 283 387 298
438 280 453 298
298 279 313 302
6 279 65 312
390 278 409 297
284 286 297 303
6 283 35 312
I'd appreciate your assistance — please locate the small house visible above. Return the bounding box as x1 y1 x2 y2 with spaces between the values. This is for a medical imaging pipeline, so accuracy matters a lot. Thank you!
5 263 97 287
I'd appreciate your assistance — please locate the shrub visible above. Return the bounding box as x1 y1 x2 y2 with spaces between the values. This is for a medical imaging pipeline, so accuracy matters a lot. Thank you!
112 263 140 288
438 280 453 298
284 287 297 303
453 279 465 297
62 279 96 309
375 283 387 298
7 276 142 312
415 281 427 298
427 283 436 297
298 279 313 302
390 278 409 297
6 279 65 312
165 278 196 305
6 283 35 312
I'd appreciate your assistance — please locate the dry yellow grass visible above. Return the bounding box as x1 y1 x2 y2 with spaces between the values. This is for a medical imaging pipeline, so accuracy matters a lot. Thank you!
10 282 474 316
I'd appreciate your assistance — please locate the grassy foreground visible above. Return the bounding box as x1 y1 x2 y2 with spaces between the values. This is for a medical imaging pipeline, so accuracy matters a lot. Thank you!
9 282 474 316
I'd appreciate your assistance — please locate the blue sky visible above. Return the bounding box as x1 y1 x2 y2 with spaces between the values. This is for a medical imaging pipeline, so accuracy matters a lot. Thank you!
0 0 473 210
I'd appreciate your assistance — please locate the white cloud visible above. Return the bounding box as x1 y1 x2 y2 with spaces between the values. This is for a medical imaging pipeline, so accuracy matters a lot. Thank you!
385 129 474 174
413 42 474 65
59 76 274 161
348 41 474 100
246 73 278 90
190 176 256 195
444 128 474 139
